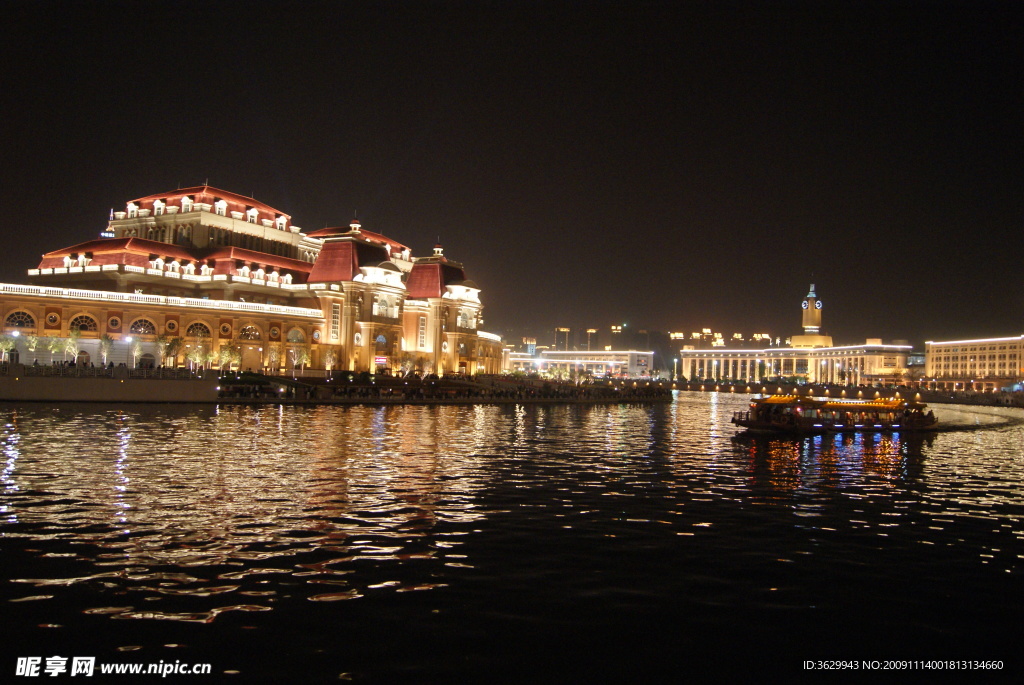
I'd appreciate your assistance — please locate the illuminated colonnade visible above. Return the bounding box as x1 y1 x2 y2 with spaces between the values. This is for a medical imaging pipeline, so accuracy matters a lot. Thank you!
679 343 909 385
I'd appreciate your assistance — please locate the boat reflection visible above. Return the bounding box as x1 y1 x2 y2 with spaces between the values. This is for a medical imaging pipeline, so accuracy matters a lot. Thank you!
732 429 933 492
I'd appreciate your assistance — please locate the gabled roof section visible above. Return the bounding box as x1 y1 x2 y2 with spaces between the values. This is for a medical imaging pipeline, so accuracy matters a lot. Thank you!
203 247 312 273
307 238 392 283
40 237 198 265
304 225 410 255
130 185 290 221
406 260 468 299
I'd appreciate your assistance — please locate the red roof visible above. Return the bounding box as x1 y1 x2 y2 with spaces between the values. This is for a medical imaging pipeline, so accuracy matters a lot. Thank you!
37 238 313 279
307 239 392 283
40 237 197 263
406 260 468 299
203 247 312 273
129 185 291 223
304 225 410 254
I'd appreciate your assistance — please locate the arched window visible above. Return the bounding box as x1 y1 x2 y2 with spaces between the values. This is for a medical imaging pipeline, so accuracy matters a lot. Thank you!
286 329 305 343
5 311 35 329
374 334 388 353
239 325 261 340
69 315 99 332
186 322 212 338
129 319 157 335
375 297 390 317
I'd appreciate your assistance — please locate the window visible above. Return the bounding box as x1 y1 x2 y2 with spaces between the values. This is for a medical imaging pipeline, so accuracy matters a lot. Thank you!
239 325 261 340
69 315 99 332
214 199 227 216
331 304 340 341
286 328 304 343
186 322 211 338
129 319 157 335
5 311 35 328
418 316 426 348
182 197 193 212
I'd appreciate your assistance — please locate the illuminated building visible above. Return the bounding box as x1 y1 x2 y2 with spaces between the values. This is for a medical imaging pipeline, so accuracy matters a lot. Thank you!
676 285 909 384
508 349 655 378
923 335 1024 391
554 327 570 351
0 185 503 374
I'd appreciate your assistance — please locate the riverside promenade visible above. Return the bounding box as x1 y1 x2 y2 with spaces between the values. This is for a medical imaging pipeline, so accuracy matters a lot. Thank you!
216 373 673 405
0 365 672 405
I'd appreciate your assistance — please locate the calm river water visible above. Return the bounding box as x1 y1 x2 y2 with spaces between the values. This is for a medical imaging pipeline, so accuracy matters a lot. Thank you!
2 393 1022 682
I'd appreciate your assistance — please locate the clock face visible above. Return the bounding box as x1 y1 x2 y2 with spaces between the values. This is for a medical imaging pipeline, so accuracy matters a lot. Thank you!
815 301 823 309
801 301 809 309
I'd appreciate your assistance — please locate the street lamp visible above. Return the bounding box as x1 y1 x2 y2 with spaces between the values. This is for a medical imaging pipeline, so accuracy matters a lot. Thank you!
673 357 678 381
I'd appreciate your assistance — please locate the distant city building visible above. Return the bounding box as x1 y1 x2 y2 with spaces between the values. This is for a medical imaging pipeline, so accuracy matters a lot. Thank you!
509 349 655 378
554 327 570 351
924 335 1024 391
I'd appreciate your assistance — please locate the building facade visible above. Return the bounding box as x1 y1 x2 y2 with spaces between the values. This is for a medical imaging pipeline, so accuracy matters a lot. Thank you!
1 186 503 375
677 285 910 385
508 349 655 378
923 335 1024 391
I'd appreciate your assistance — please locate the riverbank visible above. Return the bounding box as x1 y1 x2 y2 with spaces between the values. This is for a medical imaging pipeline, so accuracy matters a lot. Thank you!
0 366 672 405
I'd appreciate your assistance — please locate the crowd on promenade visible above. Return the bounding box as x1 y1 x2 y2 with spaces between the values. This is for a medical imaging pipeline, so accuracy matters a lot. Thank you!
1 360 200 380
218 375 673 404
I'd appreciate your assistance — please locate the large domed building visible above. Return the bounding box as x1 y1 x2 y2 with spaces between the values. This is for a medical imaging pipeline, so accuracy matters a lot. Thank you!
0 185 504 374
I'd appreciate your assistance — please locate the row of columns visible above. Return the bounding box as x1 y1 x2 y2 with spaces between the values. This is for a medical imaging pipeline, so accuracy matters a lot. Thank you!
683 355 867 384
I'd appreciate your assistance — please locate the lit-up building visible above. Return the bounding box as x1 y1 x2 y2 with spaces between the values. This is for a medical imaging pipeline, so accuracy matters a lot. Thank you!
924 335 1024 391
554 327 571 351
0 185 503 374
509 349 655 378
677 285 910 384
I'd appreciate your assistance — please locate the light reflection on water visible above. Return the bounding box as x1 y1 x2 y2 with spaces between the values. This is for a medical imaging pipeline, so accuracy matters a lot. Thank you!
1 395 1023 680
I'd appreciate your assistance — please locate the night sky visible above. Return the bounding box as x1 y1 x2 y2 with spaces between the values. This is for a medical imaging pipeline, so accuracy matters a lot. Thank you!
3 1 1020 346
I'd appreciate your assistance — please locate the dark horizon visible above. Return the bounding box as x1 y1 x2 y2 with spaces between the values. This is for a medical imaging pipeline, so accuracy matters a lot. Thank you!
3 1 1020 347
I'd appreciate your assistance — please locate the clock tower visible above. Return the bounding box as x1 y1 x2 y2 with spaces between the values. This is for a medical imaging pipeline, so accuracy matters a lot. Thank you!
801 283 822 334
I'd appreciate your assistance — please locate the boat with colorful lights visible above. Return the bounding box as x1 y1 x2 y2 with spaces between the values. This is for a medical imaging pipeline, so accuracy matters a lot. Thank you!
731 395 938 435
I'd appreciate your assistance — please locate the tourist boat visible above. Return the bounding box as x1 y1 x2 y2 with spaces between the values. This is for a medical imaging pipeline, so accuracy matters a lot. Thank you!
731 395 938 435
